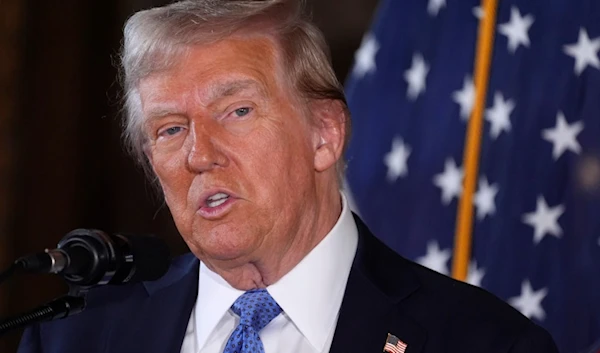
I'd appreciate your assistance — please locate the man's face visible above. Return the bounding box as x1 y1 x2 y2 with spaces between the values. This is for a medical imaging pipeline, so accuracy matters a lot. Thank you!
138 36 323 269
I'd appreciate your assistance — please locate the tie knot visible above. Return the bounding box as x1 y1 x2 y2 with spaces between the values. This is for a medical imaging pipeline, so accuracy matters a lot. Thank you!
231 289 282 332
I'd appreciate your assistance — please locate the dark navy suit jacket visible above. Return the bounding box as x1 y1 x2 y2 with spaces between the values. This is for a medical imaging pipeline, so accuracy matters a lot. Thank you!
17 216 559 353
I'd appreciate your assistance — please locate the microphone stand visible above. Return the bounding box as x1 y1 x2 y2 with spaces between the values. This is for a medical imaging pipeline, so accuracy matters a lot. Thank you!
0 286 87 337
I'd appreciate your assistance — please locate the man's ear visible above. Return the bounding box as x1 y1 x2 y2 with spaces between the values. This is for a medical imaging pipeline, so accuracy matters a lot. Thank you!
310 99 347 172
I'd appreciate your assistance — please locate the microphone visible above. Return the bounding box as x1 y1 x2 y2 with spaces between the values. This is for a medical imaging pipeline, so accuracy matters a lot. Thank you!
17 229 170 287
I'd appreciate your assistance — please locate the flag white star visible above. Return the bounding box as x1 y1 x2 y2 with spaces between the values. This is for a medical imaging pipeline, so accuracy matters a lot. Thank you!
467 260 486 287
542 111 584 160
472 6 484 19
522 196 565 244
384 137 411 182
563 28 600 75
485 92 515 139
352 33 380 78
498 6 534 54
427 0 446 17
433 158 464 205
417 240 451 275
452 75 475 121
404 53 429 100
508 280 548 321
474 176 499 221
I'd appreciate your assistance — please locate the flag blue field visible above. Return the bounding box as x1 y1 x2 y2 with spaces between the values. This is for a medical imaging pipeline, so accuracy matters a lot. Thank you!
344 1 600 352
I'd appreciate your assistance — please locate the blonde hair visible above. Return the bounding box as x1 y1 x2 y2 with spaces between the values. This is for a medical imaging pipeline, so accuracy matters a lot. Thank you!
119 0 351 177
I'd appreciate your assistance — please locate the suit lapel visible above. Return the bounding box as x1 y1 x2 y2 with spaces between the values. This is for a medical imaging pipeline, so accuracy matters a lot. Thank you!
385 313 427 353
329 215 427 353
328 261 398 353
107 254 200 353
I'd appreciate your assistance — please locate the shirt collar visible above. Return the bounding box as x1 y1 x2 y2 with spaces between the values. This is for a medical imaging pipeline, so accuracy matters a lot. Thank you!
195 192 359 352
195 261 244 350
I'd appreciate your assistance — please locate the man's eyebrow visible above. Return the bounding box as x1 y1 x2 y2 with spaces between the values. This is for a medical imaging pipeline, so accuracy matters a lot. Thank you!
145 104 184 122
143 79 267 121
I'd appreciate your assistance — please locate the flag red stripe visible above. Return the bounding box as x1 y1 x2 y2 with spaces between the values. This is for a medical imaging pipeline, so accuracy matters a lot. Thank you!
384 342 401 353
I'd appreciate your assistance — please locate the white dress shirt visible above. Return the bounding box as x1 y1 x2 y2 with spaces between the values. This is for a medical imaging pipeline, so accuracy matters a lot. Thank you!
180 192 359 353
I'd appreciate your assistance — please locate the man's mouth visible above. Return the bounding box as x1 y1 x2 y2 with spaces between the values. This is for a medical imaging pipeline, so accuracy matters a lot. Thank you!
197 189 238 219
206 192 230 208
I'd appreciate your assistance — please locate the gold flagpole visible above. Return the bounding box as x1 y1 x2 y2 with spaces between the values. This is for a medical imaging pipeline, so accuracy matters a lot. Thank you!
451 0 499 281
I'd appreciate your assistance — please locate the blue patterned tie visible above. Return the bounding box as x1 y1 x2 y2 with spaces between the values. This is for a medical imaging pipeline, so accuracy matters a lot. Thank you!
223 289 282 353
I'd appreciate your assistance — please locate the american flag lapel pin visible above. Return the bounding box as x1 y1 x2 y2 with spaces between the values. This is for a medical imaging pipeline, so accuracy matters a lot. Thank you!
383 333 408 353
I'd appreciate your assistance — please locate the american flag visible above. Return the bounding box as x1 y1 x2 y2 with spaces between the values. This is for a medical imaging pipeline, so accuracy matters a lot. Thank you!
343 0 600 352
383 333 408 353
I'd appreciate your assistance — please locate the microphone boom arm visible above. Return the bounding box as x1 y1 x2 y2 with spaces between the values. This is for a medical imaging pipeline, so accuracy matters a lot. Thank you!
0 294 86 337
0 228 170 336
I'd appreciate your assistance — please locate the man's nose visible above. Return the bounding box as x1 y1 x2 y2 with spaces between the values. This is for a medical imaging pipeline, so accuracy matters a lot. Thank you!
186 122 228 173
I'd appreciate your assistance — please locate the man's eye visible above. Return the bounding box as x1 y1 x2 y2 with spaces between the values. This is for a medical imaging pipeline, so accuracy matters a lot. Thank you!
161 126 183 136
234 107 252 117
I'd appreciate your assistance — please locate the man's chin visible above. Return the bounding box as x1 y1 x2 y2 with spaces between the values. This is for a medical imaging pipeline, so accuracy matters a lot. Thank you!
187 216 264 262
200 248 251 263
190 238 257 266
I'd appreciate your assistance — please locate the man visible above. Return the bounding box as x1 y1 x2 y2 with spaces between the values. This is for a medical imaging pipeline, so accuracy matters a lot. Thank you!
18 0 559 352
